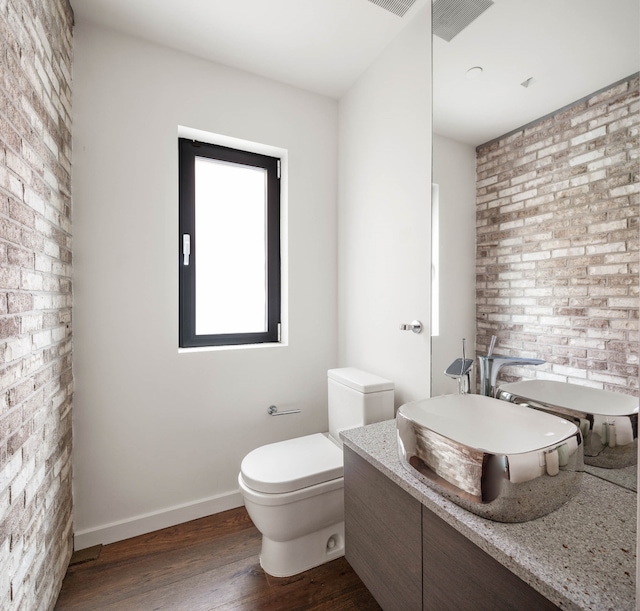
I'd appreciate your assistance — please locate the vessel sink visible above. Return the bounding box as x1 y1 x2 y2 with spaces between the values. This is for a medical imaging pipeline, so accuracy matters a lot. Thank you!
396 394 583 522
497 380 638 469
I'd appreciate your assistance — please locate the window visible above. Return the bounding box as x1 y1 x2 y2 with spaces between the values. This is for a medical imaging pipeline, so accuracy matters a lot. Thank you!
179 138 281 348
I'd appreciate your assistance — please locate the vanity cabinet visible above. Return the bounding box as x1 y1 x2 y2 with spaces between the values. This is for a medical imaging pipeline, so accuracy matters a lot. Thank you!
344 447 560 611
344 444 422 611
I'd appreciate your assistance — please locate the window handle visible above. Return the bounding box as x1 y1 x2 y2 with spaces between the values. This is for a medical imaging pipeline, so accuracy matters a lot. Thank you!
183 234 191 266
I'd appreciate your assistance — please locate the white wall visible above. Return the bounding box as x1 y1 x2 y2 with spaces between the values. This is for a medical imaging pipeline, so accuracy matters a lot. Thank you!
431 134 477 396
72 23 338 547
337 5 432 407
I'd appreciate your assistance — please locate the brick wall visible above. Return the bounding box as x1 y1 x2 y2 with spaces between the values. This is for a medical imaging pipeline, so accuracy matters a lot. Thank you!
0 0 74 609
476 75 639 396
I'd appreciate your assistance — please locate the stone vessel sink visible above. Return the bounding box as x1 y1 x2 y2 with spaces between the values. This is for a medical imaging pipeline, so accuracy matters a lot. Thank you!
396 394 583 522
497 380 638 469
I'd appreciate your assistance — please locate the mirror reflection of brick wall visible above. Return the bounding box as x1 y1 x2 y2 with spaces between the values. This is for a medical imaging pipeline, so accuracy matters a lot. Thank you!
476 75 639 396
0 0 74 608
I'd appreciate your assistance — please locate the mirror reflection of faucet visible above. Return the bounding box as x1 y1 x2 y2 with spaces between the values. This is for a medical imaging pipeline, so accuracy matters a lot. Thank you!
478 336 545 397
445 338 474 394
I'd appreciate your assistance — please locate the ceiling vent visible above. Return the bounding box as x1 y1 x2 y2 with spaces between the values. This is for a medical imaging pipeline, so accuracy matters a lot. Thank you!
433 0 494 41
366 0 419 18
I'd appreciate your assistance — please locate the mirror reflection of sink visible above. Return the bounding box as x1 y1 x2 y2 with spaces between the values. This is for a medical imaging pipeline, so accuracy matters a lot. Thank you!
396 394 583 522
497 380 639 470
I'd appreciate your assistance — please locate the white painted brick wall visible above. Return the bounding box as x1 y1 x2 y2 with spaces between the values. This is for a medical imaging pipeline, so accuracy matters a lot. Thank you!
0 0 74 609
476 75 639 396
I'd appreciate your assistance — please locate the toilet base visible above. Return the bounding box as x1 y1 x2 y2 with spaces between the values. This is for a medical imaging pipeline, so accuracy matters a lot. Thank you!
259 521 345 577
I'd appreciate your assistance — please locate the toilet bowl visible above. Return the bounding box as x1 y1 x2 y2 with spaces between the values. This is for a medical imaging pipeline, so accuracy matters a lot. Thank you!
238 368 394 577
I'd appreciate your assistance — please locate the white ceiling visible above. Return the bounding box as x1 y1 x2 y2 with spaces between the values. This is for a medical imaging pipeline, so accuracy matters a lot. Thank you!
70 0 430 99
71 0 639 147
433 0 640 145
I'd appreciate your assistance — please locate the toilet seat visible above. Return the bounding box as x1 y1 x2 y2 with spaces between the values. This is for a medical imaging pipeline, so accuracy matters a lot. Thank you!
240 433 343 494
238 472 343 507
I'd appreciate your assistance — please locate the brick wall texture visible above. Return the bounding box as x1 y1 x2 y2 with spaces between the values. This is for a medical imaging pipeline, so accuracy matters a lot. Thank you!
476 75 639 396
0 0 74 609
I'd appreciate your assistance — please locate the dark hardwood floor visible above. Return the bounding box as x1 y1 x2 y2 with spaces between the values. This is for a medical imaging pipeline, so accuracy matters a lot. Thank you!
55 507 382 611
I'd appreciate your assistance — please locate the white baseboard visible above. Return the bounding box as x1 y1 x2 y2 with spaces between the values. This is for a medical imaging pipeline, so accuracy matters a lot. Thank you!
73 490 244 551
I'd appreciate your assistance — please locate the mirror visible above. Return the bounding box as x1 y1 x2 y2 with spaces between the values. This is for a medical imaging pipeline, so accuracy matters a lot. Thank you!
431 0 639 491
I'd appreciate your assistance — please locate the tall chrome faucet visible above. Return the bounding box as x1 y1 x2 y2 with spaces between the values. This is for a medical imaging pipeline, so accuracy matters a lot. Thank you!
478 336 545 397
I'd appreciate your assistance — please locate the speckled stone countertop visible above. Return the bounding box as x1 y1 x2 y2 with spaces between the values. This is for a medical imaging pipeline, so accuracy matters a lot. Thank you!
585 464 637 492
341 419 637 611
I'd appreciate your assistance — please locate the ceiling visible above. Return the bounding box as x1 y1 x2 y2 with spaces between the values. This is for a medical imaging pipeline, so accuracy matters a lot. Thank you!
71 0 639 147
70 0 430 99
433 0 640 145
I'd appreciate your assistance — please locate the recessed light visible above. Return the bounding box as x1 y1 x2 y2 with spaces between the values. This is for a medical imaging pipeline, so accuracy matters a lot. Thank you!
465 66 483 80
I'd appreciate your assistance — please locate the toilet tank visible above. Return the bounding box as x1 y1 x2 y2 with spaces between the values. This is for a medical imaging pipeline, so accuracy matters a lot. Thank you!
327 368 394 445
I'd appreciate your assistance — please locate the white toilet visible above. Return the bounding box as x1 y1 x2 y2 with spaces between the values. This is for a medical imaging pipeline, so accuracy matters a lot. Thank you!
238 367 394 577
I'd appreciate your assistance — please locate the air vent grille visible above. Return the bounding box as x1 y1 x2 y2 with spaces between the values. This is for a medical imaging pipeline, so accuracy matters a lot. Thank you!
433 0 494 41
366 0 418 18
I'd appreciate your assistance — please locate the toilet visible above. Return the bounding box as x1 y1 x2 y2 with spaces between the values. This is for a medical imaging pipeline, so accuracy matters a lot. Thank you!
238 367 394 577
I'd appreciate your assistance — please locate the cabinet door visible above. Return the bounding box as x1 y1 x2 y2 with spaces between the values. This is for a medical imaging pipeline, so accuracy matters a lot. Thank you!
344 447 422 611
422 508 560 611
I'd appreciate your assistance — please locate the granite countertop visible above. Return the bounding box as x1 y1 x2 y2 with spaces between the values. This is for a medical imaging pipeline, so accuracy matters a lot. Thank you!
341 419 637 611
585 464 637 491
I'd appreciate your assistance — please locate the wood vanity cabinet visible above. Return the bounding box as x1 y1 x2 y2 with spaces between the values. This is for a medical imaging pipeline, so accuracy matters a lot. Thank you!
344 445 422 611
344 447 560 611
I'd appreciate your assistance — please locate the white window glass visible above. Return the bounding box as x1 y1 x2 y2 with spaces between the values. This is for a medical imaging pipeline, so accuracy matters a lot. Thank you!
194 157 267 335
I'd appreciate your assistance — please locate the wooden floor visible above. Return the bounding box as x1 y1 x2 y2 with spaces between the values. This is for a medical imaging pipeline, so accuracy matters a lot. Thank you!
55 507 382 611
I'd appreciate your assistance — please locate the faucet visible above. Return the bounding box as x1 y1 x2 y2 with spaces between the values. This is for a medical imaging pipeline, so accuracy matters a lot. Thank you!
478 336 545 397
444 338 474 394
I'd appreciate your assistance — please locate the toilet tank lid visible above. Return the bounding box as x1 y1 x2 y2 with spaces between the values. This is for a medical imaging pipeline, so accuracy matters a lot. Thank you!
328 368 394 393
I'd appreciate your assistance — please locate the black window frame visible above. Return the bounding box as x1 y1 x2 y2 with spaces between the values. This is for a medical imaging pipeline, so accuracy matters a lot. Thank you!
178 138 281 348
